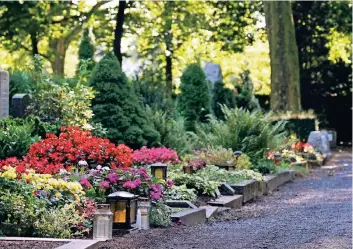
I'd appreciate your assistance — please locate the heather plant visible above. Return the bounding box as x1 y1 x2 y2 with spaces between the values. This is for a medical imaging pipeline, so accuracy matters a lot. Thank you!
132 146 180 165
90 52 160 148
176 64 211 131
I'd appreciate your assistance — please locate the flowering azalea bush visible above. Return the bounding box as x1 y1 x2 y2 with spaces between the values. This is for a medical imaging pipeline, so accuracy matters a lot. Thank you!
15 126 134 174
133 146 180 165
79 165 172 202
291 142 314 153
187 158 206 171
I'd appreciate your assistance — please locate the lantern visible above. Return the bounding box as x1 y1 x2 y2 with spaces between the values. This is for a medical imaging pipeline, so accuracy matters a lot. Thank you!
137 197 151 230
93 204 113 241
183 165 193 174
274 152 282 165
234 151 242 158
150 162 168 180
107 191 138 230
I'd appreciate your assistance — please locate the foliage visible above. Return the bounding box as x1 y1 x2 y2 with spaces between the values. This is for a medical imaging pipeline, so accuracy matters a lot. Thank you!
164 184 197 202
149 201 172 228
176 64 211 131
193 107 288 163
34 204 86 238
212 81 236 119
251 159 279 175
7 127 133 174
132 147 179 166
236 154 252 170
187 158 206 171
0 118 40 159
90 52 160 149
9 70 35 100
145 106 195 156
233 69 259 110
196 147 236 166
77 29 95 74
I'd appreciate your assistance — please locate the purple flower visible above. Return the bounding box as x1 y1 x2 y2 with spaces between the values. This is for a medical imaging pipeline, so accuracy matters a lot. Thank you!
123 179 142 190
98 181 110 189
107 173 118 184
149 184 163 200
79 178 92 190
166 179 174 188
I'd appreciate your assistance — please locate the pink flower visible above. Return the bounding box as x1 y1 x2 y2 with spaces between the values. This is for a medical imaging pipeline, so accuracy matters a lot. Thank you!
166 179 174 188
123 179 142 190
79 178 92 190
132 147 180 165
107 173 118 184
98 181 110 189
149 184 163 200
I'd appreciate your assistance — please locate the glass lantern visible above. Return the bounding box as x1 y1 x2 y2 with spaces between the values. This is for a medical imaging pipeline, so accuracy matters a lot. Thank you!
150 162 168 180
183 165 193 174
93 204 113 241
137 197 151 230
107 191 138 229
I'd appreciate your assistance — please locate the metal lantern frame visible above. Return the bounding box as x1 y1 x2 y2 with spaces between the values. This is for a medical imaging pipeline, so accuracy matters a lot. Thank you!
107 191 138 230
150 162 168 180
183 165 194 174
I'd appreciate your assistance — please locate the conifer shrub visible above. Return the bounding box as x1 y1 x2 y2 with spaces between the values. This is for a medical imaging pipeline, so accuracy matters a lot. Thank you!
177 64 211 131
212 81 236 119
77 29 95 73
90 52 160 148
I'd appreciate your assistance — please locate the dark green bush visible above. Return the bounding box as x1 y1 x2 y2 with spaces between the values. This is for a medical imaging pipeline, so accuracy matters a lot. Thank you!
177 64 211 131
212 81 236 119
90 52 160 148
234 69 259 110
77 29 95 74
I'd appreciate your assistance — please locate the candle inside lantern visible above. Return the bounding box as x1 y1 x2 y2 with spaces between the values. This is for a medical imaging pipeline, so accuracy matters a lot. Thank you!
155 168 164 179
114 202 126 223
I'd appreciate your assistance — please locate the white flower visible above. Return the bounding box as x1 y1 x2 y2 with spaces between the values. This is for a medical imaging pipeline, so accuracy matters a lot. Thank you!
96 165 102 170
103 166 110 171
78 160 88 166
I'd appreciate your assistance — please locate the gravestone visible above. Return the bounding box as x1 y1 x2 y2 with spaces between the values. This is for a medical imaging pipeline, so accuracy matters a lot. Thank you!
0 70 9 118
308 131 331 158
11 93 32 118
204 62 223 87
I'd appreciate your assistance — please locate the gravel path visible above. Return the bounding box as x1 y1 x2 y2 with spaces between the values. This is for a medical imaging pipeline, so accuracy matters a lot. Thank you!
100 152 352 249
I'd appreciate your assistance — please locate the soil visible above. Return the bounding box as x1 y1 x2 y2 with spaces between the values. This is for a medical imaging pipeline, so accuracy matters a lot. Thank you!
0 240 66 249
98 151 352 249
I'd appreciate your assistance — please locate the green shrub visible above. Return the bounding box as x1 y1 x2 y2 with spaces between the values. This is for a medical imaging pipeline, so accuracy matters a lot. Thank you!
0 117 44 159
34 204 86 238
9 70 35 100
212 81 236 119
77 29 95 75
193 107 288 163
251 159 279 175
233 69 259 110
164 184 197 202
177 64 211 131
149 201 171 228
236 154 252 170
90 52 160 148
145 106 195 155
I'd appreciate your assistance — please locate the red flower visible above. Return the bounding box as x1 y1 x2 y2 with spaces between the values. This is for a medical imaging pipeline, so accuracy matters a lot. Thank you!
15 165 27 174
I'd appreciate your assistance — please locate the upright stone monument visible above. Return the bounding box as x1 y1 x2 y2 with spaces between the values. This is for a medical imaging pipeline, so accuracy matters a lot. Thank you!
308 131 331 159
0 70 9 118
204 62 223 87
11 93 32 118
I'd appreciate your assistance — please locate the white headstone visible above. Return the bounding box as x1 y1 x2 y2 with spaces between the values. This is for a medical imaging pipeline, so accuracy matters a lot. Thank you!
204 62 223 86
308 131 331 159
0 70 9 118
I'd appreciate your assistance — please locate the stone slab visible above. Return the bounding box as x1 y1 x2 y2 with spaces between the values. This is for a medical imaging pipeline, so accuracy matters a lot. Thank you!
263 175 279 194
171 208 206 226
56 240 100 249
199 205 219 219
256 181 265 197
219 183 235 196
0 70 9 118
207 195 243 209
230 180 258 203
0 237 73 242
165 200 198 209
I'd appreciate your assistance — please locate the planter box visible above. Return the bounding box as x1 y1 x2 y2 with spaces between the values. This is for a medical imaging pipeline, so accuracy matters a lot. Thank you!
215 164 236 171
165 200 197 209
263 175 279 194
171 208 206 226
230 180 258 203
256 181 266 197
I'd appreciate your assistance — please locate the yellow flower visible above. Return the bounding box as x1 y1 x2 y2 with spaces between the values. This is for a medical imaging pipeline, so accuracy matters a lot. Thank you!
55 192 62 198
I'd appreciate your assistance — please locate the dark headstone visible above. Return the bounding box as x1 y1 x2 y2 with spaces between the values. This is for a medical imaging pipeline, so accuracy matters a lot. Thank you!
11 93 32 118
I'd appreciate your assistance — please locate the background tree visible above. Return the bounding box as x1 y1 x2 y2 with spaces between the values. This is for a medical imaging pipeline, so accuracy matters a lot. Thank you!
90 52 160 148
264 1 301 112
212 82 236 120
177 64 211 131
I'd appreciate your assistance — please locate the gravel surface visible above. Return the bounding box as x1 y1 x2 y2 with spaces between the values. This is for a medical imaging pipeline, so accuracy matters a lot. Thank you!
0 240 66 249
99 152 352 249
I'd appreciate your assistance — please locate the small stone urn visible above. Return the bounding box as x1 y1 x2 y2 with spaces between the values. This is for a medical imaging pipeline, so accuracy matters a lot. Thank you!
137 197 151 230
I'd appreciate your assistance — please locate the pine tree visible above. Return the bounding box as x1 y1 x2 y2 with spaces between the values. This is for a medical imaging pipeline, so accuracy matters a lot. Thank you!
90 52 160 148
77 29 95 73
177 64 211 131
212 81 236 119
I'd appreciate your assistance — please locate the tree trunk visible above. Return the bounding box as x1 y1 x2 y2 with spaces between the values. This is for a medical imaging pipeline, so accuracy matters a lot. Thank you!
114 1 127 66
164 1 173 98
264 1 301 112
30 32 39 56
50 38 66 76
